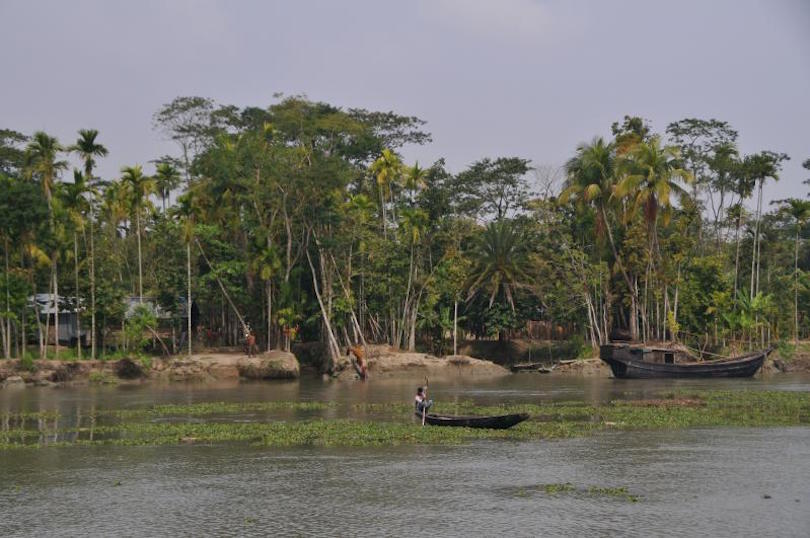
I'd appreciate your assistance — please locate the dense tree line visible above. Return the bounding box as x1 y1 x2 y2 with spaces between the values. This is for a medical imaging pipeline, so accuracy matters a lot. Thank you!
1 98 809 365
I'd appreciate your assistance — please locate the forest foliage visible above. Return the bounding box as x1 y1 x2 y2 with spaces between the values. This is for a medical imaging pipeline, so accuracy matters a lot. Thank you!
1 99 809 364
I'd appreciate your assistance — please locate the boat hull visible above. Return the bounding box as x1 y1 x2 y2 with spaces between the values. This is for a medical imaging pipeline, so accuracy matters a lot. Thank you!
415 412 529 429
600 345 769 379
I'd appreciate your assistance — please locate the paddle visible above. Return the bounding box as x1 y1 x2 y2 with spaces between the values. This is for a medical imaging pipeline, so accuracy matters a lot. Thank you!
422 376 429 426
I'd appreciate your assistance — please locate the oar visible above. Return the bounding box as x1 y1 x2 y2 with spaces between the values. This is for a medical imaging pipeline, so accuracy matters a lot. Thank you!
422 376 429 426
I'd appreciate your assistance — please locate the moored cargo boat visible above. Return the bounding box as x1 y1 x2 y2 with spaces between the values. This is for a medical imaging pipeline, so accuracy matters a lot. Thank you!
600 343 770 379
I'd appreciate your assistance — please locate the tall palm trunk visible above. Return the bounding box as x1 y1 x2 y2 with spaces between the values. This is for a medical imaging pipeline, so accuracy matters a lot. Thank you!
53 260 59 360
90 214 96 359
600 206 638 341
750 182 763 300
733 217 741 304
136 210 143 303
453 300 458 356
266 280 272 352
795 227 800 345
3 238 10 359
73 232 81 360
187 241 192 359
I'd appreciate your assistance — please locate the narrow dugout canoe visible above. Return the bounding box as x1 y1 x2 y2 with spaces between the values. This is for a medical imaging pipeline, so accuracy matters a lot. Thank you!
415 412 530 429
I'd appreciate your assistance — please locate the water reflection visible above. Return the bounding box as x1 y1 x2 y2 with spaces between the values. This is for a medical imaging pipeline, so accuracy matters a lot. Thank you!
2 372 809 418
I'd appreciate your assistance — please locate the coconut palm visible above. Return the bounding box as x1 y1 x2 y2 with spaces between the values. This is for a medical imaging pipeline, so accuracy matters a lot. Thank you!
120 165 155 302
153 161 182 212
466 220 534 311
563 137 645 339
561 137 621 243
615 136 692 236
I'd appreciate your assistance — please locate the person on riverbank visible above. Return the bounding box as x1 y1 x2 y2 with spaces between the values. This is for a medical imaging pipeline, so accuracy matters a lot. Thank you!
244 324 257 357
415 386 432 414
347 345 367 380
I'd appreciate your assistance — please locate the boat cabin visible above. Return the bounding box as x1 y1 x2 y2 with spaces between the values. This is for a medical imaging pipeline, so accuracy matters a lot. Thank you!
600 343 689 364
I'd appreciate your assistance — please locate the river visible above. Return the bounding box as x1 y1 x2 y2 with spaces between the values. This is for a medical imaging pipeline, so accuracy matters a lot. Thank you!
1 374 809 537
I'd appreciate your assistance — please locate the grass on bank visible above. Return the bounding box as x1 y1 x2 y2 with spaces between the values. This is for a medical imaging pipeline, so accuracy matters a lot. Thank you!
0 390 808 451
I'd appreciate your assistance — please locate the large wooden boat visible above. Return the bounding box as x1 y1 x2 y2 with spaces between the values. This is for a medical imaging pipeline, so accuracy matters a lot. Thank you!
415 412 530 429
600 343 770 379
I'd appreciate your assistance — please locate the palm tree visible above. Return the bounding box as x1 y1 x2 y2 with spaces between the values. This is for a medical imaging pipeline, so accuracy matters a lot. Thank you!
465 220 534 311
61 170 91 359
171 193 197 358
25 132 67 357
120 165 155 302
778 199 810 343
153 162 182 212
70 129 108 180
726 203 746 303
561 137 626 255
399 206 429 350
741 152 787 299
25 132 67 210
70 129 107 359
403 162 428 200
369 149 402 236
614 137 691 341
562 137 639 339
615 137 692 237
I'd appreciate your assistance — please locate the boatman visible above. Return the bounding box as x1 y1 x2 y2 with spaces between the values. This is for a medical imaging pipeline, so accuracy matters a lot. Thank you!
414 386 433 414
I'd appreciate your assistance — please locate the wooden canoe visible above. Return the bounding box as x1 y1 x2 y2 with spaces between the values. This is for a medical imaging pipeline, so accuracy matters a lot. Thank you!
600 344 770 379
415 412 529 429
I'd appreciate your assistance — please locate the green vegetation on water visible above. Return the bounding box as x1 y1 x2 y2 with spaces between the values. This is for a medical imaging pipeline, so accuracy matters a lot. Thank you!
510 483 639 502
0 390 807 451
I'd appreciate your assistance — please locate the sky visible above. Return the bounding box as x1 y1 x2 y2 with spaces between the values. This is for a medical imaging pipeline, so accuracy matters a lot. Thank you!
1 0 809 205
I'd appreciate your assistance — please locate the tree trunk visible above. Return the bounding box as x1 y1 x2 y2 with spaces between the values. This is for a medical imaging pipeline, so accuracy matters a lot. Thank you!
750 182 762 300
90 213 96 359
453 300 458 356
74 232 81 360
795 227 800 344
408 291 420 351
266 279 272 351
733 219 741 304
305 246 340 370
53 260 59 360
187 241 192 359
136 210 143 303
3 238 9 359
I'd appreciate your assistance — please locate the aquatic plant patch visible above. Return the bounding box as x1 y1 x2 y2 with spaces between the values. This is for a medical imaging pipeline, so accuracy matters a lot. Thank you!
0 390 807 450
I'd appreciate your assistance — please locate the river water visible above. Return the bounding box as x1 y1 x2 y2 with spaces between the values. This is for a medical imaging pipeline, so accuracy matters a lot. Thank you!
1 374 809 537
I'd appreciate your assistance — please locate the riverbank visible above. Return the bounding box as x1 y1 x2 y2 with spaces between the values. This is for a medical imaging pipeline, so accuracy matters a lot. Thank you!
0 345 510 387
0 350 302 387
332 345 509 380
1 341 808 388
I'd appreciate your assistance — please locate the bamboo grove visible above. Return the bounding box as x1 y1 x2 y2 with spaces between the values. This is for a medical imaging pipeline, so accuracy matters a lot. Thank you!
1 98 809 365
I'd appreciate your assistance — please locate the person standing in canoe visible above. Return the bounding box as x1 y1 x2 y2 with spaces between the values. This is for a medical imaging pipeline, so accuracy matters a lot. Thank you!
415 386 432 414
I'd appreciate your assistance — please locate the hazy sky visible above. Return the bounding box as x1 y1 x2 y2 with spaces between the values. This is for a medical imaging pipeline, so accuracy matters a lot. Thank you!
2 0 809 205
